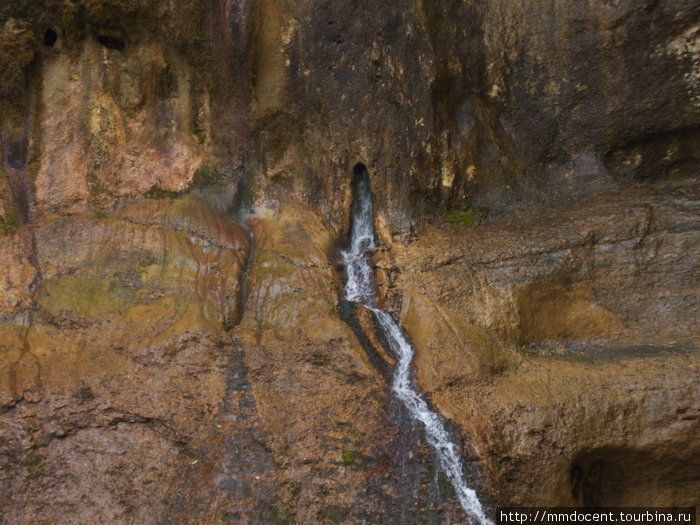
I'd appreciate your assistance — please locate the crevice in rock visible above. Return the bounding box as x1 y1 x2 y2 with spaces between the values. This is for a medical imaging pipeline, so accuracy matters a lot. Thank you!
160 237 277 522
2 159 33 228
604 125 700 182
231 223 254 329
96 31 126 51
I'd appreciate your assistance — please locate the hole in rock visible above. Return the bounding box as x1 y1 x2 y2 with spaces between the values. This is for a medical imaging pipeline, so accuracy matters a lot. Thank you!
43 28 58 47
352 162 369 185
97 34 126 50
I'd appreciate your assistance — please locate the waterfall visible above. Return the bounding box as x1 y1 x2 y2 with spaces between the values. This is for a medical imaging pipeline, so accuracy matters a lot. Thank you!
343 164 378 306
342 163 492 525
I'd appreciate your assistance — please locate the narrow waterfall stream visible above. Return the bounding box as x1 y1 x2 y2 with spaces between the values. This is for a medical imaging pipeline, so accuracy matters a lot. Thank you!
342 163 492 525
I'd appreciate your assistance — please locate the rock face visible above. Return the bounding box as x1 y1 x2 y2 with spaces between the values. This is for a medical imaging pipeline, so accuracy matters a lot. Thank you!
246 0 700 225
386 182 699 506
478 1 700 164
1 0 249 221
0 0 699 523
0 197 250 523
2 1 699 223
161 203 474 523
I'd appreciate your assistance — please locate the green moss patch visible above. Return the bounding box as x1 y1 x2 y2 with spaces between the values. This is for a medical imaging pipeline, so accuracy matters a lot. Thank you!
444 207 489 226
146 185 182 200
342 449 357 466
24 450 45 478
39 272 136 317
1 205 17 234
1 217 17 234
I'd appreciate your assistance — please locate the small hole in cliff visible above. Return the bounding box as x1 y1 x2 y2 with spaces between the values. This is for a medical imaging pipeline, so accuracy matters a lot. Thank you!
353 162 369 184
43 28 58 47
97 34 126 51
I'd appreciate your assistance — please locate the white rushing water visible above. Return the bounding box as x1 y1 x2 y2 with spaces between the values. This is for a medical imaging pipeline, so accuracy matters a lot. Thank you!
341 164 492 525
343 164 377 306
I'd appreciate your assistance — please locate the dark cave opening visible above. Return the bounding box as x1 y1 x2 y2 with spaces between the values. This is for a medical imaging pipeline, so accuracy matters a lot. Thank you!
43 28 57 47
96 34 126 51
570 446 699 506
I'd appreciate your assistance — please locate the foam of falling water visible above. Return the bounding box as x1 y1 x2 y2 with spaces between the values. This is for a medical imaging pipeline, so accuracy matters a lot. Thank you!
371 308 491 524
342 163 377 305
342 163 492 525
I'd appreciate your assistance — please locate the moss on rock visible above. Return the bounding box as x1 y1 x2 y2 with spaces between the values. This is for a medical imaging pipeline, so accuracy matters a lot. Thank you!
342 449 357 466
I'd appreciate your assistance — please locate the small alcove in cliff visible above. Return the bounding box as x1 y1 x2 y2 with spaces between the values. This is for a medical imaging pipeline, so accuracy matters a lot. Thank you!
570 445 699 506
96 30 126 51
43 28 57 47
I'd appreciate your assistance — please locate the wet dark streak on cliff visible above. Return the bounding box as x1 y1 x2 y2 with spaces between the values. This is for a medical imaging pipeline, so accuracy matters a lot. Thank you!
160 216 277 523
